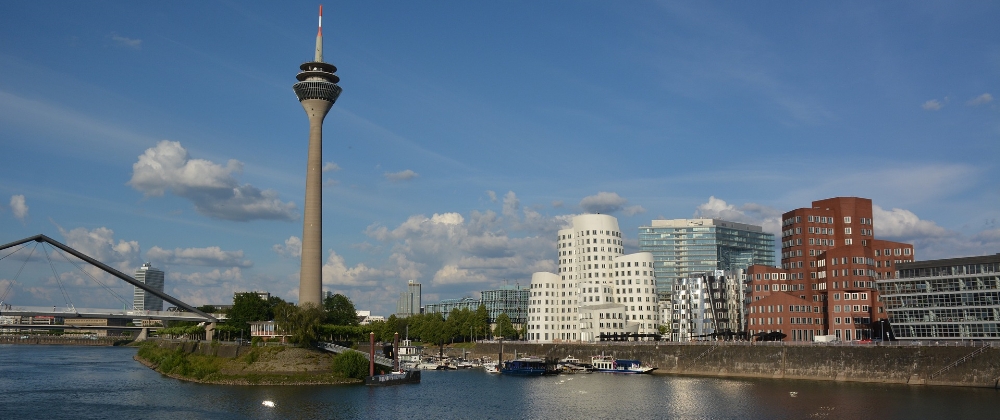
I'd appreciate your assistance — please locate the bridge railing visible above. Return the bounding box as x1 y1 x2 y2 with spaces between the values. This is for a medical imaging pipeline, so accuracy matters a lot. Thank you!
0 305 225 321
318 342 395 367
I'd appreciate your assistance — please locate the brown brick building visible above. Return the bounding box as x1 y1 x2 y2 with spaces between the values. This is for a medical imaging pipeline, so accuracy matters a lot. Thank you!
746 197 914 342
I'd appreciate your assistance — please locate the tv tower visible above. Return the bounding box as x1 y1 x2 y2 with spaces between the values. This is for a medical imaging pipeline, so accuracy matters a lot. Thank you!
293 5 341 307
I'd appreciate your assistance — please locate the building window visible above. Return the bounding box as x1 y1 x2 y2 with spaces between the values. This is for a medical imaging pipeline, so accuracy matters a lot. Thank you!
844 217 851 224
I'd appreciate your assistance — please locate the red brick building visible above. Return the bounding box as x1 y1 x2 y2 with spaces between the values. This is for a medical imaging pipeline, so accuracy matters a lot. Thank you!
746 197 914 342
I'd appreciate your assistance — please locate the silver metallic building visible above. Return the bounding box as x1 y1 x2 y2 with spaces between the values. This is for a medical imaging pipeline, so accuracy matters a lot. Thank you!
877 254 1000 340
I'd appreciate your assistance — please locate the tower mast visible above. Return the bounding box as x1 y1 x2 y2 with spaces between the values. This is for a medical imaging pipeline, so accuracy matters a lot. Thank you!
293 5 342 307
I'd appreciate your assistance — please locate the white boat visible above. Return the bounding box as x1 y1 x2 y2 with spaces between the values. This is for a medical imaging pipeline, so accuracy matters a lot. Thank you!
590 355 655 374
558 355 591 373
484 363 501 374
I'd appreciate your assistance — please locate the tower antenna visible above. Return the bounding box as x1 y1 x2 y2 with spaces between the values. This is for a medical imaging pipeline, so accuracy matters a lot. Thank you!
315 5 323 62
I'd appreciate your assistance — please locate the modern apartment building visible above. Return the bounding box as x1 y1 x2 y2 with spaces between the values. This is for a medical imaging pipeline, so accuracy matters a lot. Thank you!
877 254 1000 340
670 270 745 341
746 197 914 342
133 263 165 312
639 219 775 297
527 214 661 343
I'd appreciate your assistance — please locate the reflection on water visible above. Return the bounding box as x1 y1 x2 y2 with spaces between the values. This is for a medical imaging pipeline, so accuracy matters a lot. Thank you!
1 344 996 419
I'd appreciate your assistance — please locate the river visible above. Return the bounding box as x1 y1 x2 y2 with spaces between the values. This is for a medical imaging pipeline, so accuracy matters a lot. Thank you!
0 344 996 419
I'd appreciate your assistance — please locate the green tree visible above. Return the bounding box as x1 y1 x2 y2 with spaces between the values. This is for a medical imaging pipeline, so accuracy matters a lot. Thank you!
495 312 517 339
274 301 325 346
227 293 273 334
420 313 450 358
473 305 489 341
332 350 370 380
324 294 359 326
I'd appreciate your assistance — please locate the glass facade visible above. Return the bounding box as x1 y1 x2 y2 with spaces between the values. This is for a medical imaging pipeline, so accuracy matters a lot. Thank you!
425 286 528 324
877 254 1000 340
639 219 775 296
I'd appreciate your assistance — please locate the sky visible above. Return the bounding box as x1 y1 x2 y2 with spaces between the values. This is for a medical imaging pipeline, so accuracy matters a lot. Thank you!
1 1 998 316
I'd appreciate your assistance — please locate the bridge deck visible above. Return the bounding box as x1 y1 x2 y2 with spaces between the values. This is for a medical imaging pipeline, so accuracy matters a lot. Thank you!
0 306 224 322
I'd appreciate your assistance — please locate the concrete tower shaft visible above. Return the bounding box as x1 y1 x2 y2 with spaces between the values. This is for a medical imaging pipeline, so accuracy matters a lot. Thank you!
293 5 341 308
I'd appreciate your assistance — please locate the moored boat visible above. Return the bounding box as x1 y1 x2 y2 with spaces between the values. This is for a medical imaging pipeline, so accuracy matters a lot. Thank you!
590 355 656 374
500 357 551 376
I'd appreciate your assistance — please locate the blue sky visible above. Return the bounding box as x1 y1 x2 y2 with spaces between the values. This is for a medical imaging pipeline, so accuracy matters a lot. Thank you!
1 1 997 316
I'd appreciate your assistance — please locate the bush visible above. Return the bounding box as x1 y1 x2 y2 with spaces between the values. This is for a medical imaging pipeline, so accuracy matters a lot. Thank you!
332 351 370 380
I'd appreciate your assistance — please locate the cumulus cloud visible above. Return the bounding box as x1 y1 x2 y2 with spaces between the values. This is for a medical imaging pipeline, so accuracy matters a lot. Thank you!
171 268 243 287
57 225 141 275
322 250 386 287
693 196 782 235
872 205 951 240
433 265 490 286
128 140 296 221
967 93 993 106
10 195 27 222
272 236 302 258
111 33 141 49
579 191 645 216
384 169 418 182
486 190 498 203
552 200 564 208
922 99 943 111
146 246 252 268
322 162 341 172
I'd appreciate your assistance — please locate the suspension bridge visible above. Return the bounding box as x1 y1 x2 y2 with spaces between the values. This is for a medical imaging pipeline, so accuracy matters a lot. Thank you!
0 234 221 340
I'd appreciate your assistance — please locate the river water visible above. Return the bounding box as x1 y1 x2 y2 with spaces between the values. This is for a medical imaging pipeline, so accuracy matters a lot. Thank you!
0 344 996 419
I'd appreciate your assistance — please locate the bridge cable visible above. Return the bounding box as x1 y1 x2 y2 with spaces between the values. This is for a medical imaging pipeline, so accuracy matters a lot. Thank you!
49 243 129 308
0 242 31 262
0 242 38 304
41 243 75 310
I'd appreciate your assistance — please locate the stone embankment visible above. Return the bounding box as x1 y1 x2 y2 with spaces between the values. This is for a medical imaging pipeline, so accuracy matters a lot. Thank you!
462 342 1000 388
0 335 124 346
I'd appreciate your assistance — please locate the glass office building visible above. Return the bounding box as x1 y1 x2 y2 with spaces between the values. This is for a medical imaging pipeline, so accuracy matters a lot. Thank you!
639 219 775 296
877 254 1000 340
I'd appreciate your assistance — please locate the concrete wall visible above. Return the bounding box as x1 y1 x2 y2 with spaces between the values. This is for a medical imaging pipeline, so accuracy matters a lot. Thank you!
461 342 1000 388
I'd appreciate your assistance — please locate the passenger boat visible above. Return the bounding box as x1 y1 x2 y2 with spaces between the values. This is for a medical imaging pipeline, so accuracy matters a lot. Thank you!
500 357 551 376
364 369 421 386
590 355 656 374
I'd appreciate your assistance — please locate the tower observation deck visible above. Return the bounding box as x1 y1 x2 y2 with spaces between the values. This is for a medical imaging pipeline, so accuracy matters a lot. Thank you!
294 5 341 307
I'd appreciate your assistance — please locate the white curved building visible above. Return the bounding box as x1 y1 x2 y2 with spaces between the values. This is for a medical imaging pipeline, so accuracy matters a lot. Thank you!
528 214 661 342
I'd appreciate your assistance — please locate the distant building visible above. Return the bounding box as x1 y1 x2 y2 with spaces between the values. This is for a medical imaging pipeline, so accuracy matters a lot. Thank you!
133 263 165 312
671 270 745 342
64 318 129 337
527 214 662 343
746 197 914 342
396 280 422 317
423 286 529 324
639 218 775 296
878 254 1000 341
356 310 385 325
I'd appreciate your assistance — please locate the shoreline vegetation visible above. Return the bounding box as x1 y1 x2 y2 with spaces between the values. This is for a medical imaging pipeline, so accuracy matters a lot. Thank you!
133 341 364 386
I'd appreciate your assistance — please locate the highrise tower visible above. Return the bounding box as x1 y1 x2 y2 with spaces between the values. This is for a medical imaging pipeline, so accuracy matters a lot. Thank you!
293 5 342 307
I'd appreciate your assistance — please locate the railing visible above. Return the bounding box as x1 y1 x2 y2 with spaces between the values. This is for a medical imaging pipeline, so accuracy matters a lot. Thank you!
318 342 394 367
0 305 223 321
929 345 991 378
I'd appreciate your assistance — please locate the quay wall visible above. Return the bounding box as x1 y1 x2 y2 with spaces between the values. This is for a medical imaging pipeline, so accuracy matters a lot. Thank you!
462 342 1000 388
0 335 123 346
144 339 254 358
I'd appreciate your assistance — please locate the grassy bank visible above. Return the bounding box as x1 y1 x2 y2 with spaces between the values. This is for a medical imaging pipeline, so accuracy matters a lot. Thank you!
135 341 363 385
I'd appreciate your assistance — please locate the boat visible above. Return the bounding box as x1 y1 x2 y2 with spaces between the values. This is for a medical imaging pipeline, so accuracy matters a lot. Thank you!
500 357 551 376
590 355 656 374
557 355 591 373
485 363 501 374
364 369 421 386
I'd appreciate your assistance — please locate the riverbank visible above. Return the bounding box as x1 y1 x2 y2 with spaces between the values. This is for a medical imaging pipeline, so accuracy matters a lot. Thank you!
134 340 361 385
461 342 1000 389
0 335 126 346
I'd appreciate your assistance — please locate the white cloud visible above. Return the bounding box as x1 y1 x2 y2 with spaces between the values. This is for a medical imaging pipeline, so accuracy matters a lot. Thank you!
433 265 490 286
384 169 418 182
57 225 141 275
322 250 386 287
146 245 252 268
502 191 520 218
552 200 564 208
322 162 341 172
872 205 951 240
10 195 27 222
693 196 782 235
922 99 943 111
579 192 627 214
486 190 498 203
170 268 243 287
128 140 297 221
967 93 993 106
111 33 141 49
272 236 302 258
623 205 646 216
